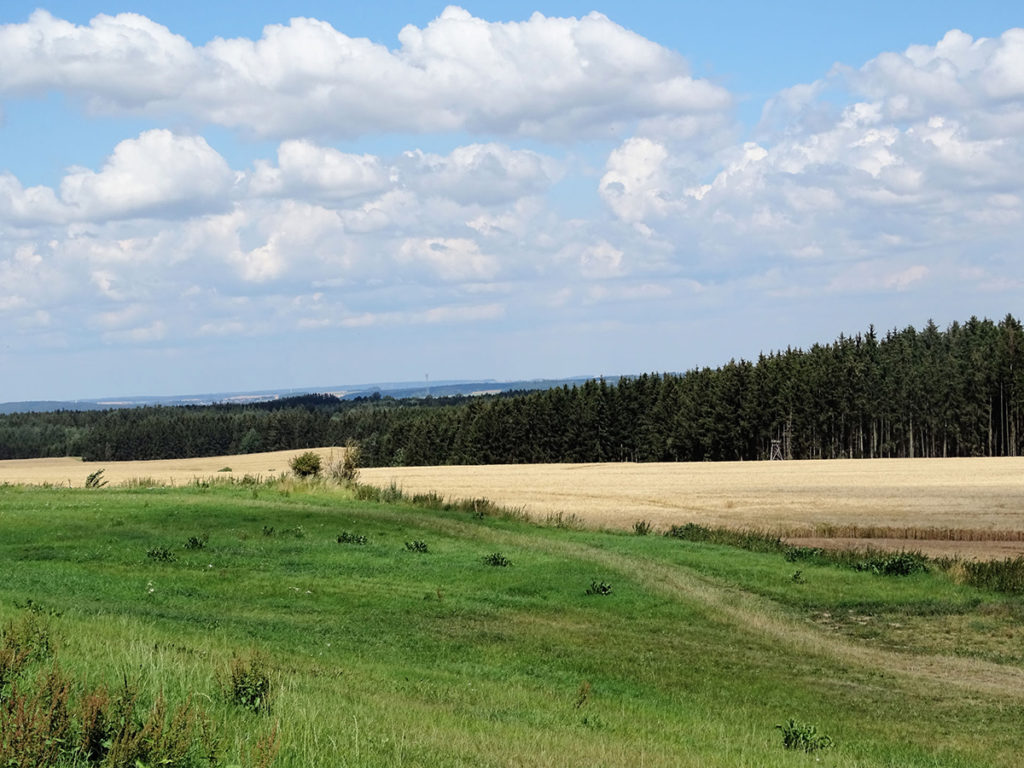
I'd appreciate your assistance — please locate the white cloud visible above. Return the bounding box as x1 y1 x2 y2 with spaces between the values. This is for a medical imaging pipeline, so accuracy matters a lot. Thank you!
400 144 560 205
397 237 499 281
101 320 167 344
248 141 390 200
600 28 1024 287
4 20 1024 371
0 8 731 140
60 130 235 221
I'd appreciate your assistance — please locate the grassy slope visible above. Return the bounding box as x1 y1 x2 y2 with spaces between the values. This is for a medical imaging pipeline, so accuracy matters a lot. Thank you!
1 482 1023 767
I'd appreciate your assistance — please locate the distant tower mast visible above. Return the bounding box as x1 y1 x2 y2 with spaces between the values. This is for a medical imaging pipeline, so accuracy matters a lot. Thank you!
425 373 430 398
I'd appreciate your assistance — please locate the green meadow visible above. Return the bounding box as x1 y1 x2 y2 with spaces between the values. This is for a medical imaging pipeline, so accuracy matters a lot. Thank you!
2 480 1023 767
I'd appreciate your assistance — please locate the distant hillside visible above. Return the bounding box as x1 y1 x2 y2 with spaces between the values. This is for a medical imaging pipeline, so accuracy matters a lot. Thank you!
0 376 602 415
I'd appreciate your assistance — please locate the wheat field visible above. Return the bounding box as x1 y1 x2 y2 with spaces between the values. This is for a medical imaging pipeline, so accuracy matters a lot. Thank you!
361 457 1024 557
0 447 344 487
4 451 1023 557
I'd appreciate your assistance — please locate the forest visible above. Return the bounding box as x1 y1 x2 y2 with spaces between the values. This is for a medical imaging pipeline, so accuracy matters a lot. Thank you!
2 314 1022 465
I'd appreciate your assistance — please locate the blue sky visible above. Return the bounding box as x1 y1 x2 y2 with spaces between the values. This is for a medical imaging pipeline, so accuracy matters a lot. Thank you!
1 2 1023 400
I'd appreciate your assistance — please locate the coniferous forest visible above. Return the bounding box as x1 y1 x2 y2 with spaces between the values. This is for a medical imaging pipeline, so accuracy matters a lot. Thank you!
2 315 1023 465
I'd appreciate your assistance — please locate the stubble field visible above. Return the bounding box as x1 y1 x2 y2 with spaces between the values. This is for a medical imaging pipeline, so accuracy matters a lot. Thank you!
4 452 1024 557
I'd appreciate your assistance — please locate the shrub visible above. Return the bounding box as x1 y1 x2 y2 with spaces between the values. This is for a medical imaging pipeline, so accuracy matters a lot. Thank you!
337 531 368 545
776 718 833 753
405 540 429 554
289 451 322 478
482 552 511 567
328 440 361 485
633 520 653 536
585 580 613 596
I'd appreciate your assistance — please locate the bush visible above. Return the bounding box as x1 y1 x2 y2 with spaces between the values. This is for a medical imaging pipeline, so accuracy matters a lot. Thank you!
585 580 613 596
482 552 511 567
328 440 361 485
776 719 833 753
289 451 322 478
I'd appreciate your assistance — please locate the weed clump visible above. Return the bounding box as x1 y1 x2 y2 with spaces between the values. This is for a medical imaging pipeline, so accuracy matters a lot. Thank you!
482 552 511 567
585 580 613 596
337 531 368 545
146 546 176 562
405 540 429 554
224 653 273 714
852 551 929 576
184 534 209 551
0 665 219 768
776 718 833 753
633 520 653 536
84 468 108 488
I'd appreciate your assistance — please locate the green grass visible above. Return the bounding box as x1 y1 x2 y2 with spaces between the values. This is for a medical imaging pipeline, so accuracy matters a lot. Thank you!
1 482 1023 767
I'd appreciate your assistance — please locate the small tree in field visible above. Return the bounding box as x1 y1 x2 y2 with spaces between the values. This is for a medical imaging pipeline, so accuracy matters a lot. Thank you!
289 451 322 478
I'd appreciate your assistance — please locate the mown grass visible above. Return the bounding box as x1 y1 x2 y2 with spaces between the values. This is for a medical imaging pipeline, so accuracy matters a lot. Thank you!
1 481 1023 766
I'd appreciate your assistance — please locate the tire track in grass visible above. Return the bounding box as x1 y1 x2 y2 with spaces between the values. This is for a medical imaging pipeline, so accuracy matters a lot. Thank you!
380 508 1024 703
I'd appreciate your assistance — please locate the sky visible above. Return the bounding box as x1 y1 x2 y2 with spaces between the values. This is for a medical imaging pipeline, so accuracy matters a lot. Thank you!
1 2 1023 401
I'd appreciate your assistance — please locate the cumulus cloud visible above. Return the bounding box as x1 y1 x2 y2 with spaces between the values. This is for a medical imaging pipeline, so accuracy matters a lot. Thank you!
60 130 236 220
600 26 1024 292
0 7 731 140
5 18 1024 373
248 141 390 201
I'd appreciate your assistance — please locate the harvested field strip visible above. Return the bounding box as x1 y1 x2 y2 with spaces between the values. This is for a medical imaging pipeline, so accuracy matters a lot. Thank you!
782 524 1024 541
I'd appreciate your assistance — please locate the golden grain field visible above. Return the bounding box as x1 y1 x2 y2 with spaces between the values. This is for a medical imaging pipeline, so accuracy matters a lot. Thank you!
0 447 344 487
4 451 1024 557
361 457 1024 558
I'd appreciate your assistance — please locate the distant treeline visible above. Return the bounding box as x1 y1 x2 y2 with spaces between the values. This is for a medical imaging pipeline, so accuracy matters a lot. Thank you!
2 314 1023 465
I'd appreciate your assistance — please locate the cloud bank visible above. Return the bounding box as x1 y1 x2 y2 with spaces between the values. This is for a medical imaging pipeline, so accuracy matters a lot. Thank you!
1 8 1023 398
